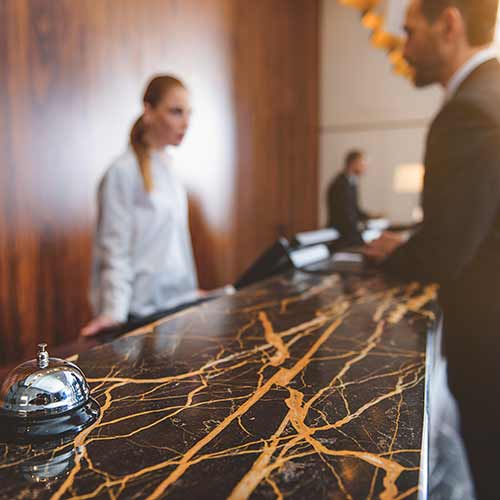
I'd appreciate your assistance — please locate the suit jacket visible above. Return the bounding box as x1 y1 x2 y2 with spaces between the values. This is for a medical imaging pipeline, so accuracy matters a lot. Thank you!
327 172 368 245
383 58 500 359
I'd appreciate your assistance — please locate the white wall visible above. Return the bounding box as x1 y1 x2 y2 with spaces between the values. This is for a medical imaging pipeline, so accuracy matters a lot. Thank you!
320 0 441 224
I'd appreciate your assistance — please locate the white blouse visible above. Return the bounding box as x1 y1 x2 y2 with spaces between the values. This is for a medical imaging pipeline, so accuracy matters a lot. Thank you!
90 148 198 322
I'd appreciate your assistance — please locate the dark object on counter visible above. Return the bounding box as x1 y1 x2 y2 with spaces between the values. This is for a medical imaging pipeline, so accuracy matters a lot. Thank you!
234 238 293 289
234 233 370 290
0 343 100 442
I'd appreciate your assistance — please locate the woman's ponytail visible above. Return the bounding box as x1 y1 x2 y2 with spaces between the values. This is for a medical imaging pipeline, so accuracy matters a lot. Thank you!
130 115 153 193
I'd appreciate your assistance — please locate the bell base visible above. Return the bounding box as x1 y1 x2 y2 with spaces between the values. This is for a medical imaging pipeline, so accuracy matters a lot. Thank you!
0 398 100 443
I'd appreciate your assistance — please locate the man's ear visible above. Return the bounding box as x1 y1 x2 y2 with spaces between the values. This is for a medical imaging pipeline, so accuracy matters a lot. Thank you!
438 6 466 43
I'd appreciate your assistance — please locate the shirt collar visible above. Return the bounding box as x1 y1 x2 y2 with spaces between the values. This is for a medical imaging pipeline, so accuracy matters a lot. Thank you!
346 173 358 186
444 46 498 102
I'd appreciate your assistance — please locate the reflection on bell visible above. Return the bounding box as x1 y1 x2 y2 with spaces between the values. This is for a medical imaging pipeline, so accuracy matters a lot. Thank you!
0 344 100 442
20 443 82 483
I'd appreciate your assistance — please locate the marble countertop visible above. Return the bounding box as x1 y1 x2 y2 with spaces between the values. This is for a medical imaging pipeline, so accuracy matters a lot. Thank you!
0 271 437 499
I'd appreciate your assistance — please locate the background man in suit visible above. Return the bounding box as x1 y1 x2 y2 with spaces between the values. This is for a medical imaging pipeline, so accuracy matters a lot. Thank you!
364 1 500 498
327 149 375 246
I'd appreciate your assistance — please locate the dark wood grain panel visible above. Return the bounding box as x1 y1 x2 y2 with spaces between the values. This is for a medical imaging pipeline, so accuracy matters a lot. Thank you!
0 0 319 366
232 0 320 276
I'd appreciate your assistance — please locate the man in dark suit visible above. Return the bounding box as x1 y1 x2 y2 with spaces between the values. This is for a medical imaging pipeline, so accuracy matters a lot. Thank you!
365 1 500 498
327 150 373 246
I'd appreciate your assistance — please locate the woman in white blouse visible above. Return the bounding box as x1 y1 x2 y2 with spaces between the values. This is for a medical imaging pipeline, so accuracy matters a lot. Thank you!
81 75 199 336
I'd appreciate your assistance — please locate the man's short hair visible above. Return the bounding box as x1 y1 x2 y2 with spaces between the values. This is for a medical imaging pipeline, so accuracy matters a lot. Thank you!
421 0 499 46
344 149 363 169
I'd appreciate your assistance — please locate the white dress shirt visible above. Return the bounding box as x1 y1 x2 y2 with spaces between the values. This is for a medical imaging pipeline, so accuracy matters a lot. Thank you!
444 46 498 102
90 148 199 321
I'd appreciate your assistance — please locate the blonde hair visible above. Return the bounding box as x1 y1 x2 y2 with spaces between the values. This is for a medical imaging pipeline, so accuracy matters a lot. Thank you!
130 75 185 192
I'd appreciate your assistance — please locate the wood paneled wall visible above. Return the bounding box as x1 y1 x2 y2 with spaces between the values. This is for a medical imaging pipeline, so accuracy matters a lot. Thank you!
0 0 319 366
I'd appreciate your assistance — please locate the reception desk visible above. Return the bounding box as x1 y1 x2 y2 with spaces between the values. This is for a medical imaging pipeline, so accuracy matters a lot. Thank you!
0 268 437 499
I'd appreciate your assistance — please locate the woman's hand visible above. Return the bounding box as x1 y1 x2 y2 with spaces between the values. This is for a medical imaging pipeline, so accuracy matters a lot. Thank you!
363 231 405 263
80 315 121 337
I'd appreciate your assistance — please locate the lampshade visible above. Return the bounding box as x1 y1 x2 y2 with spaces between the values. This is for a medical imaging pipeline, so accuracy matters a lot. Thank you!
393 163 423 193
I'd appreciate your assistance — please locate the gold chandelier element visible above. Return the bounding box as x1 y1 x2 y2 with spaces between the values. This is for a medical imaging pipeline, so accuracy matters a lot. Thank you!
339 0 414 79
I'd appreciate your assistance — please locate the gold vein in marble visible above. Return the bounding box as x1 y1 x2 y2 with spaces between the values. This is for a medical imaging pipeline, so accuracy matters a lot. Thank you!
259 311 290 366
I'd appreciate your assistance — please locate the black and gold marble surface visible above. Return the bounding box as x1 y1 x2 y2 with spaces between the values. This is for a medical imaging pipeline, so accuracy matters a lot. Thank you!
0 271 437 499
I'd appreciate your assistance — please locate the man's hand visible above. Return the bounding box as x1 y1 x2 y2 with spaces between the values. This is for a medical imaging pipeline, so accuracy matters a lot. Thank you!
363 231 405 262
80 315 121 337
